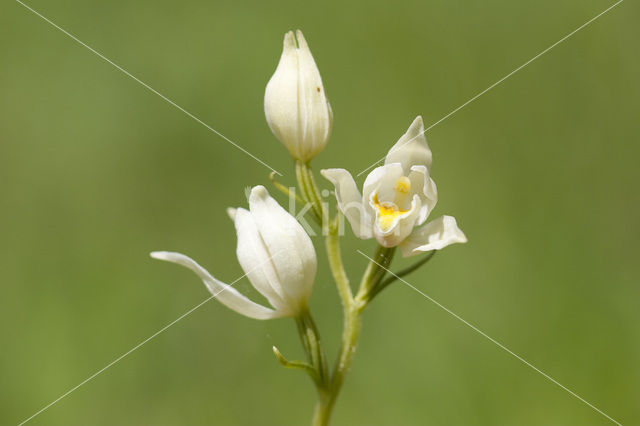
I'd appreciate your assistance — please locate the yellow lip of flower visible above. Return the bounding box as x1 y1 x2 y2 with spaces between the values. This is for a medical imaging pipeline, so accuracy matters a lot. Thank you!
372 177 413 232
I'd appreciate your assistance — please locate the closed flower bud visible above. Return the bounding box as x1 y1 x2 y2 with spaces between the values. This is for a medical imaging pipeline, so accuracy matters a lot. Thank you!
264 30 333 162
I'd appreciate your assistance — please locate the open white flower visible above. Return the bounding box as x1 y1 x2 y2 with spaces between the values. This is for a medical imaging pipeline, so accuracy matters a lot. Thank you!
151 186 317 319
322 116 467 256
264 29 333 162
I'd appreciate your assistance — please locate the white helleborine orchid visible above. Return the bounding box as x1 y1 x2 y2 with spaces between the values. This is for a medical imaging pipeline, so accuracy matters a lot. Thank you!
151 186 317 319
322 116 467 255
264 30 333 162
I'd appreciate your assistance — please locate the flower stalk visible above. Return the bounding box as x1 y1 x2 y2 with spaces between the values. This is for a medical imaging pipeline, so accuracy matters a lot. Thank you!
295 307 330 388
369 251 436 300
355 245 395 304
296 160 401 425
312 240 397 425
296 160 326 225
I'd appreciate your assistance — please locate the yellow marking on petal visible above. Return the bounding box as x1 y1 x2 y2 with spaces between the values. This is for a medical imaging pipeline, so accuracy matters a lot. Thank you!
372 193 408 232
394 176 411 194
392 176 412 209
371 177 415 231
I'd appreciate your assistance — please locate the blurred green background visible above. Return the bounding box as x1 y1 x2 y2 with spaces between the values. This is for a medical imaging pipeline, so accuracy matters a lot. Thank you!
1 0 639 424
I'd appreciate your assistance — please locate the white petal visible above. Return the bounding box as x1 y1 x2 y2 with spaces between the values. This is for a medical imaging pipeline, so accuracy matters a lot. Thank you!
150 251 282 320
385 116 432 174
408 165 438 225
399 215 467 257
321 168 372 239
248 186 316 310
233 208 291 314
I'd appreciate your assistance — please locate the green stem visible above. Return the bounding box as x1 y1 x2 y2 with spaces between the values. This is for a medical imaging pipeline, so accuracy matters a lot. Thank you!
293 163 399 425
295 307 329 388
269 171 306 205
326 214 353 306
278 158 439 425
295 160 325 224
294 164 358 425
355 245 396 304
309 302 361 426
368 250 436 300
312 388 334 426
313 243 396 425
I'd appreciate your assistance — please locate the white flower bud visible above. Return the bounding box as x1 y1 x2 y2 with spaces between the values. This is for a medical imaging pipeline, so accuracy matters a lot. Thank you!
265 30 333 162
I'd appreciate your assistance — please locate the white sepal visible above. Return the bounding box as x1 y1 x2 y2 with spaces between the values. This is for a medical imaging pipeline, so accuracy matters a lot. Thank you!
150 251 283 320
385 116 432 173
321 168 372 239
399 215 467 257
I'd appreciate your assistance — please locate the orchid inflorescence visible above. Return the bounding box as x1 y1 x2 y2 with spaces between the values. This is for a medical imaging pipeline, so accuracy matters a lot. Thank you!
152 29 466 425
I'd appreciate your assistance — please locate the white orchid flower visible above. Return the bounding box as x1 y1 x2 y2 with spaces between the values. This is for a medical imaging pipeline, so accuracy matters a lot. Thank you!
264 29 333 162
322 116 467 255
151 186 317 319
